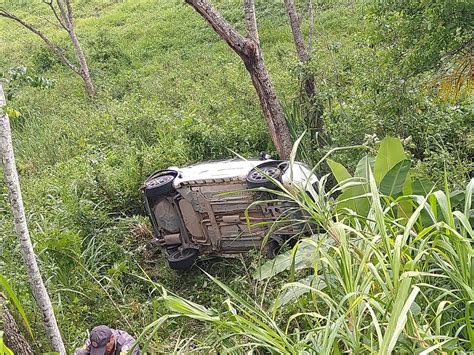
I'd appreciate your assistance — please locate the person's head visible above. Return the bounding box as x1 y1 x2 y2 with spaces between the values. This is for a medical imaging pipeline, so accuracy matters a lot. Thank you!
89 325 115 355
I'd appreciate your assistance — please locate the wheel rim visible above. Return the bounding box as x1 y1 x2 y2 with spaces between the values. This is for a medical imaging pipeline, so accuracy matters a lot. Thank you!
147 174 174 188
249 166 279 182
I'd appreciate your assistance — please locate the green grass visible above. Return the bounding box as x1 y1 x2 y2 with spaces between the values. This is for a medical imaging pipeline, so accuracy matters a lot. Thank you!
1 1 293 351
145 159 473 353
0 0 472 352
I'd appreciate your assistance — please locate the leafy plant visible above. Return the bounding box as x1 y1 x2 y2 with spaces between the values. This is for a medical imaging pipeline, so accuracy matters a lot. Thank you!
327 136 435 217
0 275 33 339
0 332 14 355
138 139 473 353
1 66 55 100
1 0 472 351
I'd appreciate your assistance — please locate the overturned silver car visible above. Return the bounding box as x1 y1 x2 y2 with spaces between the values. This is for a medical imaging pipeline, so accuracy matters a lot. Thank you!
143 158 317 269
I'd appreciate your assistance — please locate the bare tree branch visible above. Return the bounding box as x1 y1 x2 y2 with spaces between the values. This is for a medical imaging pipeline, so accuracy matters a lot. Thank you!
0 8 79 74
42 0 68 31
54 0 95 96
244 0 259 44
1 5 95 96
64 0 74 23
185 0 252 57
55 0 70 30
43 17 66 30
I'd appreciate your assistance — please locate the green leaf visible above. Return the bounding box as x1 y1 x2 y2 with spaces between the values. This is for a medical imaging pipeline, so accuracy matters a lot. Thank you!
374 136 407 184
254 242 316 280
453 210 473 238
380 159 412 197
0 332 14 355
412 177 435 195
433 190 455 227
464 178 473 216
355 155 375 179
335 155 373 216
466 301 474 351
402 174 412 196
336 185 370 216
273 275 326 308
398 173 413 220
380 279 419 354
327 158 351 185
0 274 33 339
5 106 21 119
368 165 388 244
411 178 437 227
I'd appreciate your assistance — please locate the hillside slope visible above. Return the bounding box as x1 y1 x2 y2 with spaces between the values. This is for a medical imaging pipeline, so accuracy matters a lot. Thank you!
1 0 472 352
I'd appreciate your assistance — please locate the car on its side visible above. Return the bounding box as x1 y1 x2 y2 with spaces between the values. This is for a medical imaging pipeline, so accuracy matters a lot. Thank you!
143 157 317 269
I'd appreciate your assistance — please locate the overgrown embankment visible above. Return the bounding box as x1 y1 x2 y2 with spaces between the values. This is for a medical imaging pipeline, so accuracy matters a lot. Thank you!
0 0 472 352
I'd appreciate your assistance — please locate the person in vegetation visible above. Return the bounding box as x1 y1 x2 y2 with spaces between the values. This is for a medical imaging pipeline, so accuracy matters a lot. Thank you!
74 325 140 355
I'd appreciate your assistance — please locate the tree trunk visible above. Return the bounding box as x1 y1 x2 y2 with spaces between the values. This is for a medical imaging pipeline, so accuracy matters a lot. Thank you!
67 28 95 97
57 0 95 97
284 0 308 62
283 0 315 99
185 0 292 159
0 85 66 355
283 0 325 146
242 45 293 159
0 295 34 355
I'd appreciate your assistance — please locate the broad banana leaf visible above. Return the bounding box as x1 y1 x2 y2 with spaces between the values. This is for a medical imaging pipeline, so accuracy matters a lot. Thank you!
380 159 412 197
374 136 407 184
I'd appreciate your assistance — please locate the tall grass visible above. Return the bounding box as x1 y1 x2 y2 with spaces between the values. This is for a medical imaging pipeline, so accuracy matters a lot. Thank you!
138 152 473 353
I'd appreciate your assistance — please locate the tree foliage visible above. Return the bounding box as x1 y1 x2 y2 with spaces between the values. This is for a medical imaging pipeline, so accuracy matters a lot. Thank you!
370 0 473 77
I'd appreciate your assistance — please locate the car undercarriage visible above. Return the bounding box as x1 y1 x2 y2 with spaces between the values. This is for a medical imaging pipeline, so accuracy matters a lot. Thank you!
143 159 315 269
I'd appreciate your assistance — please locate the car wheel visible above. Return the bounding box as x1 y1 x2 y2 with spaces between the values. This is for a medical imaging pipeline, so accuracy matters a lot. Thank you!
246 161 286 189
263 239 281 259
167 248 199 270
144 171 178 199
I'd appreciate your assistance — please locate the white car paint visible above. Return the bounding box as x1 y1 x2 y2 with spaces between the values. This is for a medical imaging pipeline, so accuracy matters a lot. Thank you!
166 158 318 189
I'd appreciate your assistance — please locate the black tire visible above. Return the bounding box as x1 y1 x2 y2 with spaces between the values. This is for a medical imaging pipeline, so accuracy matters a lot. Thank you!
263 239 281 259
144 171 177 199
168 248 199 270
247 161 287 189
